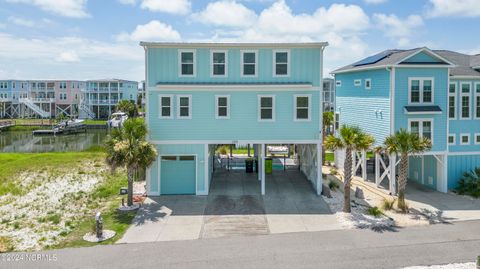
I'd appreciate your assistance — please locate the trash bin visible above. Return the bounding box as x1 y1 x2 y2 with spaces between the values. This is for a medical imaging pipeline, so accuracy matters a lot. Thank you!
265 158 273 174
245 158 254 173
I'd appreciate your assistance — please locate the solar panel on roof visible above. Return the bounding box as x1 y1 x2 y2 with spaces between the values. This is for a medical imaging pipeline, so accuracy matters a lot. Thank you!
353 51 394 67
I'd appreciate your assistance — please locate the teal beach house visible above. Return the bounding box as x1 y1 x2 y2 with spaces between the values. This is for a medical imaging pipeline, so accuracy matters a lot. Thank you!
333 47 480 193
140 42 328 196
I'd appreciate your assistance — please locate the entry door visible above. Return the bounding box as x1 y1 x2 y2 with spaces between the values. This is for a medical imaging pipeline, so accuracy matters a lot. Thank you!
160 156 196 195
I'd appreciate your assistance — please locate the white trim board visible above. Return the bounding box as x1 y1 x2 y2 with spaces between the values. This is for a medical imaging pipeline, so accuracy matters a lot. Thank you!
149 140 321 145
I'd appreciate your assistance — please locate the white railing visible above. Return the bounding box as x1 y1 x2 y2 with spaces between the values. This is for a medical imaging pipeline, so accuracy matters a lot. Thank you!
19 98 50 118
79 102 96 119
30 98 55 102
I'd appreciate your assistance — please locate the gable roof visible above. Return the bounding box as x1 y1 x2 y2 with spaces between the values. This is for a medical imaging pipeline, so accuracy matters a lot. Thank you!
332 47 458 74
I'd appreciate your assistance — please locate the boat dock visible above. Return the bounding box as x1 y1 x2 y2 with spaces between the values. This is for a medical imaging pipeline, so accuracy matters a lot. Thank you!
0 120 15 131
32 121 87 136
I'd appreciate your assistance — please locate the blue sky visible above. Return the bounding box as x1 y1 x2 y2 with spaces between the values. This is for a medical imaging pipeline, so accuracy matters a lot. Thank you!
0 0 479 81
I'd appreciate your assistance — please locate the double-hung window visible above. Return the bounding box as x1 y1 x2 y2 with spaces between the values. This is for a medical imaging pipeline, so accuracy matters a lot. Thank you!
294 94 311 121
211 50 227 77
460 82 471 119
258 95 275 121
475 82 480 119
448 82 456 119
409 78 434 104
177 95 192 119
460 134 470 145
179 50 195 77
273 50 289 76
159 95 173 119
215 95 230 119
448 134 455 145
409 119 433 144
241 51 257 77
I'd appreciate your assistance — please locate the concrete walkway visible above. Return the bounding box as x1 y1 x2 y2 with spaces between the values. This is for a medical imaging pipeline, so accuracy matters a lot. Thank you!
118 169 342 243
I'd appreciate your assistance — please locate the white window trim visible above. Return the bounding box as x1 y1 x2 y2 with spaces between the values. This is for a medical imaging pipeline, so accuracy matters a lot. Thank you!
273 49 290 77
460 133 470 145
365 78 372 90
176 95 192 119
407 118 434 145
215 95 230 119
475 82 480 120
475 133 480 145
448 82 457 120
336 80 342 87
408 77 435 105
293 94 311 122
448 134 456 145
354 79 361 86
178 49 196 77
159 94 173 119
258 94 275 122
210 50 228 78
460 82 471 120
241 50 258 78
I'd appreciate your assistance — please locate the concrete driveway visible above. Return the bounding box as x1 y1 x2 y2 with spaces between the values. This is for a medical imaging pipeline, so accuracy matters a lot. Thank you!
118 169 341 244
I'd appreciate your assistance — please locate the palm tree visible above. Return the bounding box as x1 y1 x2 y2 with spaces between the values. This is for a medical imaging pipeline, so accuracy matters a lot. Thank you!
383 129 431 213
322 111 334 165
116 100 138 118
105 118 157 206
324 125 374 213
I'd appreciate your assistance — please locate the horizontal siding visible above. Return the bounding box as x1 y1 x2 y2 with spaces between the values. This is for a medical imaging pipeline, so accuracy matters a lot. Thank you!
447 154 480 189
148 90 320 141
337 97 390 146
394 68 449 152
147 48 321 87
448 79 480 152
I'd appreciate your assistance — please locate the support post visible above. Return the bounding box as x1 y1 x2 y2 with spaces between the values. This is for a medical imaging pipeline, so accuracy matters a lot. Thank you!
362 149 367 180
230 144 233 157
375 153 380 186
247 144 250 157
261 143 265 195
389 153 397 195
316 142 322 195
442 154 448 193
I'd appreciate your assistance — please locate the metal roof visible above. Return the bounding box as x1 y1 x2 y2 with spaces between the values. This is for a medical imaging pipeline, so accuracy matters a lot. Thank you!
140 42 328 49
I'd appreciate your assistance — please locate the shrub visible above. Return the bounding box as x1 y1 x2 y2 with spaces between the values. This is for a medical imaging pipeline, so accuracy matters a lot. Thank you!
328 180 340 191
0 236 14 253
330 168 338 176
47 214 61 224
217 145 228 155
455 167 480 198
366 207 383 218
382 198 396 211
397 200 409 213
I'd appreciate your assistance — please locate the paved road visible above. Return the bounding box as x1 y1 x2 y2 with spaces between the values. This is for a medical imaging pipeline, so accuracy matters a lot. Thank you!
3 220 480 269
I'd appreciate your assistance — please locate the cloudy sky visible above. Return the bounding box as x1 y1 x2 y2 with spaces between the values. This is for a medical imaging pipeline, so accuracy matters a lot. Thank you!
0 0 479 81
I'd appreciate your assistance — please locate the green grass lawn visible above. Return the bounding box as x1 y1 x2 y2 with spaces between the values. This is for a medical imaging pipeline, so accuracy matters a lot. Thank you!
83 119 107 125
0 151 135 251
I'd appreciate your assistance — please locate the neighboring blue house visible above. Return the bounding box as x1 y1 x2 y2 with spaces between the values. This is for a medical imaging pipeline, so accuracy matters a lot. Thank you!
140 42 328 196
333 47 480 193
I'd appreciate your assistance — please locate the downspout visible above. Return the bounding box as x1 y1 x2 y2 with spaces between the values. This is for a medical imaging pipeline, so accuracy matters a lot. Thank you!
386 66 395 135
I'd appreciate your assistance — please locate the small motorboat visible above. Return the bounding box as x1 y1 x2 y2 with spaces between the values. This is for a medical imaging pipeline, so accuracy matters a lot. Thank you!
108 112 128 128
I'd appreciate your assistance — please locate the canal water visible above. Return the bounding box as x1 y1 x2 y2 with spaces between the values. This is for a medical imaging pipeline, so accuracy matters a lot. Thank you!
0 129 109 153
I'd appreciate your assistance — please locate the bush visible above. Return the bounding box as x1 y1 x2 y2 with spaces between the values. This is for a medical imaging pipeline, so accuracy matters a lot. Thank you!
328 180 339 191
382 198 396 211
217 145 228 155
455 167 480 198
366 207 383 218
330 168 338 176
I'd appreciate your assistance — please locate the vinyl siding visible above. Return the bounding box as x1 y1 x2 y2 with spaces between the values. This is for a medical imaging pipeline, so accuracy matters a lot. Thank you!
146 48 321 87
394 67 449 152
335 69 391 146
148 90 320 141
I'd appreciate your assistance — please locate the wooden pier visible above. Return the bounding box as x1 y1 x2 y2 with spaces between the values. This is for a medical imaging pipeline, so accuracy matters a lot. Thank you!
32 122 87 136
0 120 15 131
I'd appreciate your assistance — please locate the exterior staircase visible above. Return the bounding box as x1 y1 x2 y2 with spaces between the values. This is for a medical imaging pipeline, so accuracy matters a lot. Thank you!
19 98 50 118
79 102 96 119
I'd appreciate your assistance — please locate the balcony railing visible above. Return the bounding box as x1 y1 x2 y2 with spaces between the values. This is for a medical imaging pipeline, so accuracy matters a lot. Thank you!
86 99 119 105
30 98 55 103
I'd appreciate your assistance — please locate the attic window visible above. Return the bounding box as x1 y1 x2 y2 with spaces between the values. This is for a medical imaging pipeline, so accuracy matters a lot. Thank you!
336 80 342 87
365 79 371 90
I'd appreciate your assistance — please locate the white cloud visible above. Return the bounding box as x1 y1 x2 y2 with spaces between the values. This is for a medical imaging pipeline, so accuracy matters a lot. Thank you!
373 13 423 46
193 1 258 28
0 32 143 80
56 51 80 62
116 20 181 42
6 0 89 18
140 0 191 15
7 16 35 27
427 0 480 18
364 0 388 4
